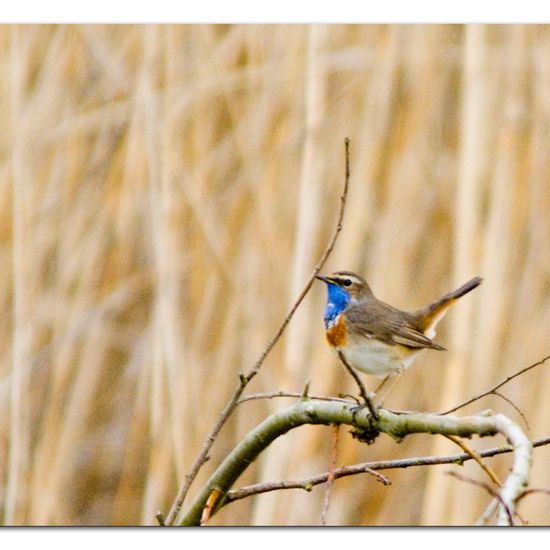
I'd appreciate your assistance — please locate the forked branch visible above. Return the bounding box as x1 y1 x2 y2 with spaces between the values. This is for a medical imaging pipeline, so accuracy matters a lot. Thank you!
177 401 532 526
440 354 550 415
225 435 550 505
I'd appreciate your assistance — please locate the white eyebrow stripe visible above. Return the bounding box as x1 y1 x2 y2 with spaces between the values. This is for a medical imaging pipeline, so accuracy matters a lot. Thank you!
333 275 361 284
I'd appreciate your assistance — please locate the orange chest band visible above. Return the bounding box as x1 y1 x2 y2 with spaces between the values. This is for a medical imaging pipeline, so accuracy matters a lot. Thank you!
326 314 348 347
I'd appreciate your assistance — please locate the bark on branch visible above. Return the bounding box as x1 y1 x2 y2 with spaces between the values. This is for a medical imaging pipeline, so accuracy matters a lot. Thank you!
176 400 532 526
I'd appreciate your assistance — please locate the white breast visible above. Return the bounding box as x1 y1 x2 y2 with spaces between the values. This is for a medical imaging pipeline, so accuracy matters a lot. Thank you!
338 340 420 378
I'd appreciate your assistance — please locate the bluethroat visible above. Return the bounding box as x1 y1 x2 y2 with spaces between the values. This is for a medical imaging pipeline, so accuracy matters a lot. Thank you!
316 271 482 386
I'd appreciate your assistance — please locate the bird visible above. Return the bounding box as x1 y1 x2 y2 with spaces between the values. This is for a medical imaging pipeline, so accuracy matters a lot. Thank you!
316 271 482 390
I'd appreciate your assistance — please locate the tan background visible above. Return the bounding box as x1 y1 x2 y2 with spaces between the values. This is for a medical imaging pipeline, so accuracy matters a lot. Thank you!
1 24 549 525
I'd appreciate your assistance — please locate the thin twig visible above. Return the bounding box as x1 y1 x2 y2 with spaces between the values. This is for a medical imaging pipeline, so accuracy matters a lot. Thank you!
163 138 352 526
444 434 502 486
516 487 550 503
223 435 550 506
226 465 390 504
446 471 514 526
337 351 378 419
237 391 355 406
440 354 550 415
492 391 530 431
320 425 340 525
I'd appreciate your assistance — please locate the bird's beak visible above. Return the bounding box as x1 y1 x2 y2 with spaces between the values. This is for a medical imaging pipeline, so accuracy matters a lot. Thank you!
315 275 332 284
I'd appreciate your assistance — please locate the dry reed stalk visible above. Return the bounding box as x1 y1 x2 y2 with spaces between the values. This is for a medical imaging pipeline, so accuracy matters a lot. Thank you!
250 24 328 526
421 24 488 526
444 28 527 525
354 25 458 526
473 26 527 391
527 32 550 410
319 25 403 526
6 26 32 525
138 25 187 521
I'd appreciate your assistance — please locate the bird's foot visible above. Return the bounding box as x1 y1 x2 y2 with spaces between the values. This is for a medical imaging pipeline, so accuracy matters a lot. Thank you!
360 392 380 421
338 393 361 404
349 402 380 445
350 398 379 422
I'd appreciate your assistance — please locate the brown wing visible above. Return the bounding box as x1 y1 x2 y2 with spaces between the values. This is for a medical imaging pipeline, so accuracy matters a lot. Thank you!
345 302 446 351
390 325 445 350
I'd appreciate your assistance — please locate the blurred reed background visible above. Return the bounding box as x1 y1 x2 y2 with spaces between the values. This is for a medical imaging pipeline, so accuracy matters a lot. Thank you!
0 23 550 526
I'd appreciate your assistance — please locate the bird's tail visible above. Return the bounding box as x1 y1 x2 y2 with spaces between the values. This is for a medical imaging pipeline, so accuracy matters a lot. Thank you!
416 276 483 333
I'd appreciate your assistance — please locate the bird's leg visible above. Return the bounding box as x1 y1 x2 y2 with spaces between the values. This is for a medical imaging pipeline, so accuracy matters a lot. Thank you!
373 375 391 396
337 351 378 420
375 373 403 408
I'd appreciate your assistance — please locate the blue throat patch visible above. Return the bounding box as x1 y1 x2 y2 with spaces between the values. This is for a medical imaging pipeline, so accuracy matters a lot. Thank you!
323 282 350 327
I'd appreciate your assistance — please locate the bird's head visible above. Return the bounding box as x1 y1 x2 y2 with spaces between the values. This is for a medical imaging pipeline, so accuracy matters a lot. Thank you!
315 271 374 326
316 271 373 301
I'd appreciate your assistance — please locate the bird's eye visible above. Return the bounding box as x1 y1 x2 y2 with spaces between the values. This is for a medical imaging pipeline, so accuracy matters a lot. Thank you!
342 279 352 287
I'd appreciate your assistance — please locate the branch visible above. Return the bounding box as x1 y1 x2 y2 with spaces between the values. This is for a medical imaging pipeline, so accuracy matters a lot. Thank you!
226 463 390 503
446 471 514 526
492 391 530 431
440 354 550 415
237 391 354 406
164 138 352 526
225 435 550 505
516 487 550 503
444 434 502 487
476 498 499 526
337 350 378 419
200 489 222 526
176 401 532 526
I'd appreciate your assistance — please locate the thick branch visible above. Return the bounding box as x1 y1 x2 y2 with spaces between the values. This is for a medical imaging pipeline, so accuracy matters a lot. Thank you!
177 401 532 526
490 414 532 524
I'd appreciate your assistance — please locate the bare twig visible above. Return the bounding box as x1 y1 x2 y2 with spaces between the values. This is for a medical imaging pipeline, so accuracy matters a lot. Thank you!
223 435 550 508
337 351 378 419
444 434 502 487
492 391 530 431
446 471 514 526
440 354 550 415
516 487 550 503
338 393 361 405
237 391 355 406
320 425 340 525
226 465 390 504
164 138 352 526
